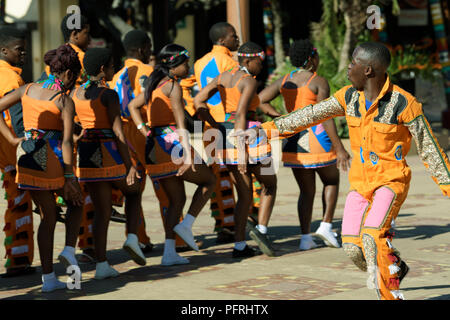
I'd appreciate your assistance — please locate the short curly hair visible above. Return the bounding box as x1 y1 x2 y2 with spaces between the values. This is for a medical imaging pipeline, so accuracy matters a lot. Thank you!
289 39 315 68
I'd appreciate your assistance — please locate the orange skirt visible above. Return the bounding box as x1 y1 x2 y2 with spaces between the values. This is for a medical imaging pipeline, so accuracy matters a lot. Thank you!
282 124 337 169
76 129 126 182
145 125 183 179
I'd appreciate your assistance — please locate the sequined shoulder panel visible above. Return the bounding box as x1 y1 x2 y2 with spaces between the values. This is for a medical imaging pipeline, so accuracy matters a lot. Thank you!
374 91 408 125
344 87 361 118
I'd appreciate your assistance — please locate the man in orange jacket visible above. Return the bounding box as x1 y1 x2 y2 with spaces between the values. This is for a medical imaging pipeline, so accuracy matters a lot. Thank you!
0 27 35 277
245 42 450 300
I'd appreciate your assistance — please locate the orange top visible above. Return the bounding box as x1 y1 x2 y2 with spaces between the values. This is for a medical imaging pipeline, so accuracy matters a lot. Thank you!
22 84 63 131
280 72 318 112
72 87 111 129
45 43 86 87
146 79 176 127
217 69 260 115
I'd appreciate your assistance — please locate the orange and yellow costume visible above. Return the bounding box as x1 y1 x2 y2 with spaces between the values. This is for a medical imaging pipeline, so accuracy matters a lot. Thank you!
262 76 450 300
0 60 34 271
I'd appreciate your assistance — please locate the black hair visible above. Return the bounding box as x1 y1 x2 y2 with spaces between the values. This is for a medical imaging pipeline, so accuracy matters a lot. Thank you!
0 26 26 47
144 43 188 104
123 30 151 53
237 42 264 64
60 13 90 42
44 44 81 77
357 42 391 70
209 22 234 44
83 48 113 76
289 39 315 68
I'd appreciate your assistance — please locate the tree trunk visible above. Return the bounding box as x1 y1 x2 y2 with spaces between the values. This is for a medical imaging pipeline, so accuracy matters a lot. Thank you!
338 12 354 72
271 0 285 68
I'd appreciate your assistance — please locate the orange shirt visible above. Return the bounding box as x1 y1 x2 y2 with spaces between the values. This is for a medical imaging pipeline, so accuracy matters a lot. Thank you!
217 70 260 115
45 43 86 87
0 60 25 127
0 59 25 169
22 84 63 131
109 58 153 98
72 87 111 129
262 75 450 198
109 58 153 120
146 79 176 127
194 45 239 120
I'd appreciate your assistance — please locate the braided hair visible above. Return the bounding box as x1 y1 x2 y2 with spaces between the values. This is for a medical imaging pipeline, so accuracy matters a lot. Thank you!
44 44 82 82
144 43 188 104
289 39 315 68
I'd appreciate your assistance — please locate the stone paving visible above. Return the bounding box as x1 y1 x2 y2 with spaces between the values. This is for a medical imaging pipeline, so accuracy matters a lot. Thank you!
0 144 449 301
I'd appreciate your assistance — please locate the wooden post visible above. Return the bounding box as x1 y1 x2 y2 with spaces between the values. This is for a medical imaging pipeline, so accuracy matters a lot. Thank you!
152 0 169 53
227 0 249 44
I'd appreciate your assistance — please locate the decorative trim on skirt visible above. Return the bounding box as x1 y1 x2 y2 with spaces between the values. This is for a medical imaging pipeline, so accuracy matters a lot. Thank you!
281 125 337 169
145 125 183 179
76 129 126 182
16 129 65 190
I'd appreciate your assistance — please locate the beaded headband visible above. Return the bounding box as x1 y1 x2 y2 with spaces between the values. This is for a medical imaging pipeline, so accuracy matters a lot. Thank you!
236 51 265 60
161 49 190 63
302 48 317 67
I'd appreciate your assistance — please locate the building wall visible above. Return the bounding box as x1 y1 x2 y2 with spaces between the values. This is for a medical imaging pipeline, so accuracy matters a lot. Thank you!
5 0 77 80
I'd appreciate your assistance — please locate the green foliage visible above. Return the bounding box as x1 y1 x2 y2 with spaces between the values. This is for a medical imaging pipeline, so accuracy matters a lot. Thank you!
388 44 441 84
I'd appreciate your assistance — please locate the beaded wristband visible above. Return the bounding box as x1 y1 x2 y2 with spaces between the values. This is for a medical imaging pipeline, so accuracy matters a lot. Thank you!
64 173 75 179
137 123 146 130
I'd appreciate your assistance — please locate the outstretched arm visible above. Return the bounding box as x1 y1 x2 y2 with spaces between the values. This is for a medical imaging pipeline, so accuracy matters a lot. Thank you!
403 101 450 196
261 95 346 139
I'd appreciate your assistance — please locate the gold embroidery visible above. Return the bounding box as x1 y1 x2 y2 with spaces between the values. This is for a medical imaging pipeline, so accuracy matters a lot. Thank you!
406 115 450 185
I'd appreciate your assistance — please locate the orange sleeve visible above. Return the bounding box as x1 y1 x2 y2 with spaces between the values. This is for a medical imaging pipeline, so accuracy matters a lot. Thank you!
401 99 450 196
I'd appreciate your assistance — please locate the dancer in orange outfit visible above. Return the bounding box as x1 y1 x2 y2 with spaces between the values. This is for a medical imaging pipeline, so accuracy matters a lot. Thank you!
0 44 84 292
109 29 155 253
193 22 270 244
258 39 350 250
129 44 216 266
193 22 240 243
195 42 277 258
238 42 450 300
72 48 146 279
0 27 35 278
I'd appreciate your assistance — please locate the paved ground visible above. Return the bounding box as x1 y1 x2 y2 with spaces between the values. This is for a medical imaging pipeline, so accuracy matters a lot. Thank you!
0 139 449 301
